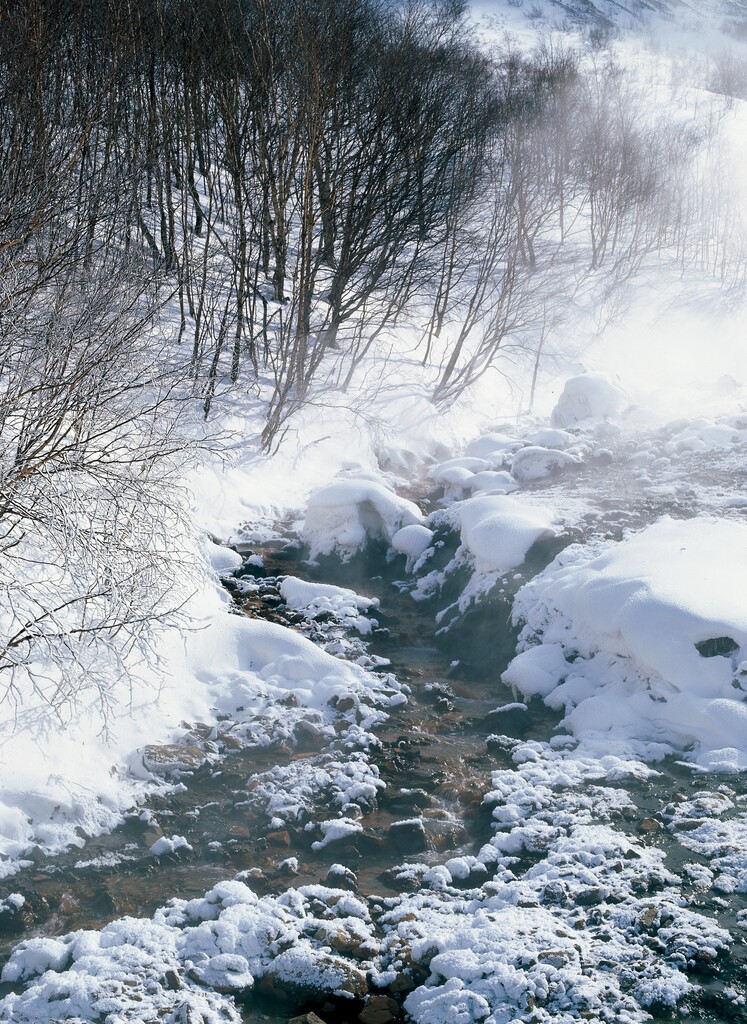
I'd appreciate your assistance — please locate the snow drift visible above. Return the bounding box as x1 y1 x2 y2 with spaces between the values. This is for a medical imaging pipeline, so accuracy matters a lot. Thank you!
504 516 747 769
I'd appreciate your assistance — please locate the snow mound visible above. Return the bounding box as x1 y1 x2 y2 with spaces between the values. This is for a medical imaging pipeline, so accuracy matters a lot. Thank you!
430 454 520 499
463 432 522 459
551 372 630 428
303 477 423 560
505 517 747 769
509 446 582 482
189 612 401 718
525 427 576 449
454 495 560 575
391 524 434 569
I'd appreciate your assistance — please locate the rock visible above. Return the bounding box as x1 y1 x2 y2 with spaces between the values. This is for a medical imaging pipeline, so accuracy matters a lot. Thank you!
259 953 368 1002
359 994 400 1024
484 703 530 737
141 743 208 778
187 953 254 993
541 881 568 906
326 864 358 891
639 817 662 833
426 818 466 850
266 830 292 847
289 1014 329 1024
143 827 165 849
294 719 327 750
389 818 427 853
640 905 659 929
575 886 606 906
382 788 431 815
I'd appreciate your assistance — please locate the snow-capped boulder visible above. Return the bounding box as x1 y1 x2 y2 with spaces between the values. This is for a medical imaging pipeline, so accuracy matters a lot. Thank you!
551 372 630 428
464 433 523 459
391 524 434 570
466 470 519 495
303 477 422 560
509 446 581 482
453 495 560 575
525 427 576 449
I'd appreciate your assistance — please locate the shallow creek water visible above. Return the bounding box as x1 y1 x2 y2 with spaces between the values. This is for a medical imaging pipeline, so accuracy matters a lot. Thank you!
2 445 747 1023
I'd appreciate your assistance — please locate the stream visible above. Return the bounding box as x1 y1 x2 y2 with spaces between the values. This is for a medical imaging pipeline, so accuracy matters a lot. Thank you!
1 435 747 1023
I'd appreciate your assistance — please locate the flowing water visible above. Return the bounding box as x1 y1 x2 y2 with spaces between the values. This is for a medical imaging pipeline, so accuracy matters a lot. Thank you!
2 443 747 1022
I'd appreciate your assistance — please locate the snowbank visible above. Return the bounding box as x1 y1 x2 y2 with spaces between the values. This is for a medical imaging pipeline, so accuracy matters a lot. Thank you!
505 517 747 769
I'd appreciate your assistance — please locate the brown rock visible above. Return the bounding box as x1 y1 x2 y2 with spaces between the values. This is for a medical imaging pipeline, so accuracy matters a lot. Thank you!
141 743 208 778
359 994 400 1024
640 905 659 929
289 1014 329 1024
639 817 662 833
266 830 292 847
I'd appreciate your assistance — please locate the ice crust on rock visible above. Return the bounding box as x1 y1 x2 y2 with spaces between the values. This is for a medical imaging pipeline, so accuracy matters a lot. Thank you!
505 516 747 768
303 477 423 560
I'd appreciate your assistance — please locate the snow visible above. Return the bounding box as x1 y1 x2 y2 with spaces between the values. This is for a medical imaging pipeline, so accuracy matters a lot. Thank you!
551 372 632 427
149 835 193 857
464 433 522 459
310 817 364 850
279 576 379 633
303 477 423 560
453 495 560 575
509 446 582 482
391 524 434 569
506 517 747 768
4 10 747 1024
0 881 377 1022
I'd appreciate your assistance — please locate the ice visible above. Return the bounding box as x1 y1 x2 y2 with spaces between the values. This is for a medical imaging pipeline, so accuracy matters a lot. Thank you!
506 517 747 767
